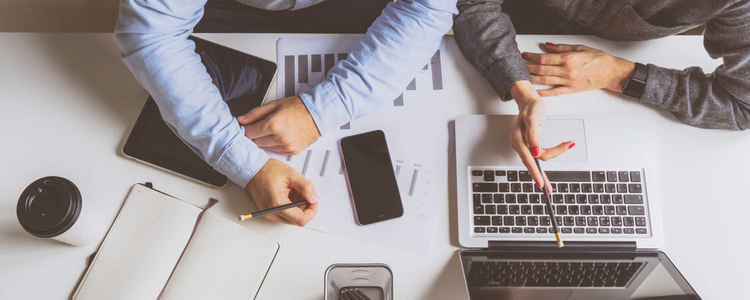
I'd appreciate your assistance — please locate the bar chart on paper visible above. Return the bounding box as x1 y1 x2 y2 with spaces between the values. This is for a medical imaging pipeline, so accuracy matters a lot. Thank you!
273 37 450 255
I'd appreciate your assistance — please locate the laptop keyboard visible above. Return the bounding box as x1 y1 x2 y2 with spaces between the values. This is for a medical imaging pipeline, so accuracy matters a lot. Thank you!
470 168 649 236
467 261 644 288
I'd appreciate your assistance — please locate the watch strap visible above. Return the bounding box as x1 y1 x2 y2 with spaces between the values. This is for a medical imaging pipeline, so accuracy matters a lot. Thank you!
622 63 648 99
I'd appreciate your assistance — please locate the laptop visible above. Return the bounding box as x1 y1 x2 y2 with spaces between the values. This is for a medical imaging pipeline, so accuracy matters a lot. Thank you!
454 115 699 299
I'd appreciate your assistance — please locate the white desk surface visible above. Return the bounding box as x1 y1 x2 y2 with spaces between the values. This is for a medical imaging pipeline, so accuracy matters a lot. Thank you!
0 33 748 300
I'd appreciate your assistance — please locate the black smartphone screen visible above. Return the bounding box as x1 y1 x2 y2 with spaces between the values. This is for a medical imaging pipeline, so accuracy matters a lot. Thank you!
340 130 403 225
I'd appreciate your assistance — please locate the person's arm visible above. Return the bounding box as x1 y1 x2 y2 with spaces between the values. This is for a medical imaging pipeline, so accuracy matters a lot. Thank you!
454 0 530 101
639 0 750 130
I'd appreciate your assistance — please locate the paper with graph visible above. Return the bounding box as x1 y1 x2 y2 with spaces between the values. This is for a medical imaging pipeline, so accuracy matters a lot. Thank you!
274 37 449 256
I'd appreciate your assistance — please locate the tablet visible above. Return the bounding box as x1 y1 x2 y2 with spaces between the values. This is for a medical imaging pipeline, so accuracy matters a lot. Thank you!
123 35 277 188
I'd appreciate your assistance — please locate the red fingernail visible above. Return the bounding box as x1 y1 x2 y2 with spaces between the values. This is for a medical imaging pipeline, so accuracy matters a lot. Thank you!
538 182 543 189
545 42 554 47
568 142 576 149
532 146 541 157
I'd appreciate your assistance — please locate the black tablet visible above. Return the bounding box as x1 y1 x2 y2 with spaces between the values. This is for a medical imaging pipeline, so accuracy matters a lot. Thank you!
123 35 277 188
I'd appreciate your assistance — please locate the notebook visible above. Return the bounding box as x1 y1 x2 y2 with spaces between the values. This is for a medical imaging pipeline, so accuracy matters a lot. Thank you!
71 184 279 300
455 115 664 249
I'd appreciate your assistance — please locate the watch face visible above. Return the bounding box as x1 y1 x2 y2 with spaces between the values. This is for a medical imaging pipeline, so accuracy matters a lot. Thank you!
622 79 647 99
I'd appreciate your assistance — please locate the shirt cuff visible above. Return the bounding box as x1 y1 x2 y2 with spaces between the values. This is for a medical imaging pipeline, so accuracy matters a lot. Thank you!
299 80 352 135
214 130 270 188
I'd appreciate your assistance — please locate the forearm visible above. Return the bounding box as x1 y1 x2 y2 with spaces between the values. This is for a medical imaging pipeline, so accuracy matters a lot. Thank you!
115 0 268 186
300 0 457 135
454 0 530 100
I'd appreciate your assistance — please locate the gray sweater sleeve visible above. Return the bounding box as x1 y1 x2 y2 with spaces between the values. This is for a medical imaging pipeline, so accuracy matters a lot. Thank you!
454 0 531 101
639 0 750 130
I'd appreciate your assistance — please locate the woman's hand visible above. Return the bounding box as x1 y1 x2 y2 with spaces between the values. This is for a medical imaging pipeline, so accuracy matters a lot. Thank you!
522 43 636 97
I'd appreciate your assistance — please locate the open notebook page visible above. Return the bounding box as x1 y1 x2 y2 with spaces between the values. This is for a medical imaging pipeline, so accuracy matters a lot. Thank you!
160 212 279 300
74 185 201 300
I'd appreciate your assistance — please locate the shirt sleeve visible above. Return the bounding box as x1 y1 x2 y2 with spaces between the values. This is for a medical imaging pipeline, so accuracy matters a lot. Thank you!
453 0 531 101
115 0 269 187
638 0 750 130
299 0 459 135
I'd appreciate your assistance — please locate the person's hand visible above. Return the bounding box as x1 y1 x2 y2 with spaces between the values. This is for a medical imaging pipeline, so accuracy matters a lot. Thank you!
522 43 636 97
238 96 321 155
245 158 319 226
508 80 576 190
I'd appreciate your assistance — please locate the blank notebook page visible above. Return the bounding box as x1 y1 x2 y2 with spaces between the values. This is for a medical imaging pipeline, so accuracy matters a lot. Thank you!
160 212 279 300
74 186 200 300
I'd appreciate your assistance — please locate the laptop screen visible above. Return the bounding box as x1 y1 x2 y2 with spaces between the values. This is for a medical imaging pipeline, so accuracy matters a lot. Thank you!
460 249 700 300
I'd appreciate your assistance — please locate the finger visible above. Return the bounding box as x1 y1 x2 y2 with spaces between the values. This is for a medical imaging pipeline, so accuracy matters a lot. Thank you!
260 145 300 155
277 203 317 227
538 141 576 161
543 171 553 194
523 112 544 159
251 135 283 148
525 63 565 76
262 213 295 225
521 52 564 65
537 86 574 97
530 75 568 86
237 101 278 125
545 43 589 53
244 119 274 140
510 121 545 189
288 173 318 204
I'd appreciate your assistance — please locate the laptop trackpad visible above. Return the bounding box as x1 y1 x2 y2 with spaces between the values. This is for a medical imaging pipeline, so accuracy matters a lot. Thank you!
540 119 587 163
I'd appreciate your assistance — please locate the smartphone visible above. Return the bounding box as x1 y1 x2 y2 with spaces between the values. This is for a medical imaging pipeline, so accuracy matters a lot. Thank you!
339 130 404 225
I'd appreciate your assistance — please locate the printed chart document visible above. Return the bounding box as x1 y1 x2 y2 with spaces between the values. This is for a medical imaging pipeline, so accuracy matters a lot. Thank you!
275 37 450 256
72 184 278 300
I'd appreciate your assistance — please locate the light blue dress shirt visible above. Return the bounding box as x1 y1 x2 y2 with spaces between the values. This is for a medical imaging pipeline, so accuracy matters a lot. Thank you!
115 0 457 187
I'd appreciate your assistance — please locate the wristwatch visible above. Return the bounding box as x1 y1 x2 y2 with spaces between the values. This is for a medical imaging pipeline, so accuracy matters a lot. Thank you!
621 63 648 99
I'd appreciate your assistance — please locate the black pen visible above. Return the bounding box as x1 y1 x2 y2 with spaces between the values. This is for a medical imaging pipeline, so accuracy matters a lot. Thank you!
535 157 564 248
238 201 308 221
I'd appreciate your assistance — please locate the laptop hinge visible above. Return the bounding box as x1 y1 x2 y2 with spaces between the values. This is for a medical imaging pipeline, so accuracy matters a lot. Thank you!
488 241 636 253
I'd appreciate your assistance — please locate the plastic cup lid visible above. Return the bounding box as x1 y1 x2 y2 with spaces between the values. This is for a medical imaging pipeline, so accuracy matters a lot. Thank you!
16 176 82 238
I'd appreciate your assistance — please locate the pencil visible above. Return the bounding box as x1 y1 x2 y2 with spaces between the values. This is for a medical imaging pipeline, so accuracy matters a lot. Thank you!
238 201 308 221
535 157 564 248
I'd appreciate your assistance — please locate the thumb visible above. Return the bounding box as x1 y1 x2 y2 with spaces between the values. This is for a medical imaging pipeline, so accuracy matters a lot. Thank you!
288 173 318 204
237 101 277 125
545 42 587 53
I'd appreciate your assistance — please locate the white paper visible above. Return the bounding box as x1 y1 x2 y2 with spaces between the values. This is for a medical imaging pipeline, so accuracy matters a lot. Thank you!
274 37 450 256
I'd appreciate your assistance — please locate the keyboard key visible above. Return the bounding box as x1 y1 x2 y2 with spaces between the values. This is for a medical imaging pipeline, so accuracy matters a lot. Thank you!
507 171 518 181
506 194 517 203
484 171 495 182
628 184 643 193
616 206 627 215
472 170 483 176
537 227 548 233
482 194 493 203
564 217 574 226
499 183 510 192
486 205 496 214
570 184 581 193
605 184 616 193
599 217 611 226
561 228 573 234
630 171 641 182
607 171 618 182
556 206 568 215
533 205 544 215
588 194 599 204
530 194 540 203
553 194 563 203
586 228 597 234
612 228 622 234
594 184 604 193
565 194 576 204
605 206 616 215
500 227 510 233
577 194 588 204
518 194 529 203
636 217 647 227
487 227 498 233
599 228 610 234
569 206 580 215
624 228 635 234
504 216 515 226
473 194 481 205
593 205 604 215
555 217 563 226
474 216 491 225
519 171 532 181
624 217 634 226
534 184 542 193
474 227 485 233
495 170 506 176
510 205 520 214
494 194 505 203
512 227 523 233
617 184 628 193
613 194 623 204
511 183 522 193
575 217 586 226
524 227 535 233
581 205 592 215
612 217 623 226
521 205 532 215
558 183 569 193
587 217 599 226
497 205 508 214
523 183 533 192
600 194 611 204
528 216 539 226
574 227 585 234
637 228 648 234
628 206 645 215
545 171 592 182
474 205 484 214
618 171 629 182
593 171 606 182
473 183 498 193
492 216 503 225
540 216 551 226
582 184 593 193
